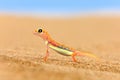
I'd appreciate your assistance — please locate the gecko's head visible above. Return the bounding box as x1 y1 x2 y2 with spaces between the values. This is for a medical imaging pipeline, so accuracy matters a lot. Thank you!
34 28 44 36
33 28 50 40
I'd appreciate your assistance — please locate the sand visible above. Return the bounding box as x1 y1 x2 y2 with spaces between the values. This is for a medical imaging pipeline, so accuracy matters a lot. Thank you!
0 14 120 80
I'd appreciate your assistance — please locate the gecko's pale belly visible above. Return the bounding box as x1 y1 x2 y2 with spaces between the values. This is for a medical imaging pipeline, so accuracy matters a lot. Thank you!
49 45 73 56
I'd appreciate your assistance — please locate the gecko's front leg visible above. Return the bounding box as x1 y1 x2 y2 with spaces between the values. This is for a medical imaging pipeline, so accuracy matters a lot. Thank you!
43 41 50 61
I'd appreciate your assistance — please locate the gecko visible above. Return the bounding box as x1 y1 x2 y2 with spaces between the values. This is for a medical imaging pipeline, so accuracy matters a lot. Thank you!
33 28 98 62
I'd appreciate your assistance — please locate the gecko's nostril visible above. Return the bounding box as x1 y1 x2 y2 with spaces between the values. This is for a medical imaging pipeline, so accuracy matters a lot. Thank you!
38 29 42 33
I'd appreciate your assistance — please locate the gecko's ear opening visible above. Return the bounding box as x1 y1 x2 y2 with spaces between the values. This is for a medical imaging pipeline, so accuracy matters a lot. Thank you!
38 29 43 33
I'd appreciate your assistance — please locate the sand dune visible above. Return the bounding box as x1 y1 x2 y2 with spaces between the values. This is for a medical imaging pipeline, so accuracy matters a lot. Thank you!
0 15 120 80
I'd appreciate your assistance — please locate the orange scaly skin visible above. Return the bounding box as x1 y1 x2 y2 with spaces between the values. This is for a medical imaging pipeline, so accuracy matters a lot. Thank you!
33 28 98 62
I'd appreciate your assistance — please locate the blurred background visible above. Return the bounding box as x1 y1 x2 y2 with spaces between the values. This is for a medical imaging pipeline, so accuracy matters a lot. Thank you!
0 0 120 17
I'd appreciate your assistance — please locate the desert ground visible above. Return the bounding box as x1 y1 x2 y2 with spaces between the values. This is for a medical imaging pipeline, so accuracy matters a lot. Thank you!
0 14 120 80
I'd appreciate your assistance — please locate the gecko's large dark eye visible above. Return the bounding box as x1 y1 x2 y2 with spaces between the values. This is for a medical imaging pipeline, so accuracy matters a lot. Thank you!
38 29 42 33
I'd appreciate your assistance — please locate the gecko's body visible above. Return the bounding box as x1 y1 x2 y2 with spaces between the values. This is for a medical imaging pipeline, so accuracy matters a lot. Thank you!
48 42 73 56
33 28 98 62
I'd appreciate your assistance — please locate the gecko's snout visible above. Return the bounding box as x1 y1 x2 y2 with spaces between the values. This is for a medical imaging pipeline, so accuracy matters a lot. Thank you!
34 29 37 32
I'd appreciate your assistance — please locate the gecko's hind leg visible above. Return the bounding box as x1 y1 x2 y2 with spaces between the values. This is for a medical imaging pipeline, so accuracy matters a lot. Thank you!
72 52 77 62
71 51 83 62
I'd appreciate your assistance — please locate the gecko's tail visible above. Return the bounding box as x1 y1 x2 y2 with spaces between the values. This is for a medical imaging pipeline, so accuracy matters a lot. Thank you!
75 51 99 60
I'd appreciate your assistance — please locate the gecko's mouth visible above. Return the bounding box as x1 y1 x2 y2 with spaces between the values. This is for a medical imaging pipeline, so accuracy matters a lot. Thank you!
33 32 39 36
